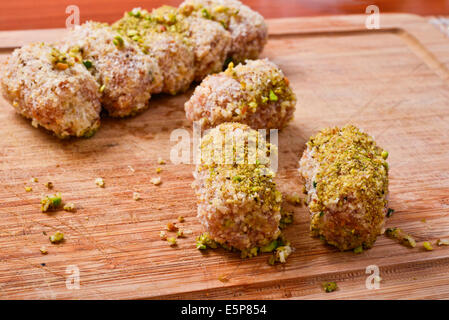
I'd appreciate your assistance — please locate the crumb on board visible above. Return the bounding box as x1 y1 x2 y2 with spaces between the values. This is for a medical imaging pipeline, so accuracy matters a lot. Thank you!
45 181 54 189
386 208 395 218
133 192 141 201
166 222 178 232
218 274 229 283
322 281 338 293
157 157 166 165
160 231 167 240
437 239 449 246
39 246 48 254
95 177 105 188
49 231 64 244
25 186 32 192
177 216 185 223
150 177 162 185
177 229 185 238
63 202 76 212
41 193 62 212
167 237 177 246
30 177 38 183
156 167 162 173
423 241 433 251
385 227 416 248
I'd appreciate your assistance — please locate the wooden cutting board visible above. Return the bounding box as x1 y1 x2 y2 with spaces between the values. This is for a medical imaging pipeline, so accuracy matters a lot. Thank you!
1 13 449 300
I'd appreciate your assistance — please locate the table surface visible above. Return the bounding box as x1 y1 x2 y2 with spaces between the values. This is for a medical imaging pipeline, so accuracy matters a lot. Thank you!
1 0 449 31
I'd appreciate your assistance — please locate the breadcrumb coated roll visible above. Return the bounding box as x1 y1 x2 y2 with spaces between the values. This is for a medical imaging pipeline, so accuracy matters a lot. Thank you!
148 6 232 82
62 22 163 117
193 122 282 252
185 59 296 129
179 0 268 63
112 8 195 95
299 125 389 251
0 43 101 138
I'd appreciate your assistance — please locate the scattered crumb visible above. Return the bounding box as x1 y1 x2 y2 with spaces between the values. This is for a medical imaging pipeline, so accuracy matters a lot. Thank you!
423 241 433 251
160 231 167 240
150 177 161 185
63 202 76 212
285 193 302 206
156 167 162 173
133 192 141 201
385 227 416 248
25 186 32 192
177 216 185 223
128 165 135 173
95 178 105 188
39 246 48 254
386 208 395 218
41 193 62 212
421 218 426 223
157 157 166 165
45 181 54 189
437 239 449 246
166 222 178 232
322 281 338 293
30 177 38 183
218 274 229 283
167 237 177 246
177 229 185 238
49 231 64 244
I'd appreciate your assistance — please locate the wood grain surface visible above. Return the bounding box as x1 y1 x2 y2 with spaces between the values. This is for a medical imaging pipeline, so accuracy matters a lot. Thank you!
1 0 449 31
1 14 449 299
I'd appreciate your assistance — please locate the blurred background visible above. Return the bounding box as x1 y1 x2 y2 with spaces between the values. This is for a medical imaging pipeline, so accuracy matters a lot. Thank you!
1 0 449 30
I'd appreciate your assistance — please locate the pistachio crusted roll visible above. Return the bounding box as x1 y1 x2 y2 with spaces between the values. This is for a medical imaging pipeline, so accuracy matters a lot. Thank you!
62 22 163 117
193 122 282 252
112 8 196 95
179 0 268 63
0 43 101 138
299 125 389 251
185 59 296 130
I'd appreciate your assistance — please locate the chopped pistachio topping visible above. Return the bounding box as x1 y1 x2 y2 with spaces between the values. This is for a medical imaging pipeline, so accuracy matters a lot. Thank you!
95 178 105 188
260 240 278 253
423 241 433 251
82 60 93 69
49 231 64 244
113 35 125 48
41 193 62 212
322 282 338 293
50 48 73 70
269 90 278 101
381 150 389 160
279 209 293 229
99 84 106 93
177 229 185 238
63 202 76 212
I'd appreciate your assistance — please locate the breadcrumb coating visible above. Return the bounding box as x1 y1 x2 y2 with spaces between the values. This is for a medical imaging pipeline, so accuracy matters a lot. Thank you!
61 21 163 117
299 125 389 251
179 0 268 63
0 42 101 138
193 122 281 251
185 58 296 129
